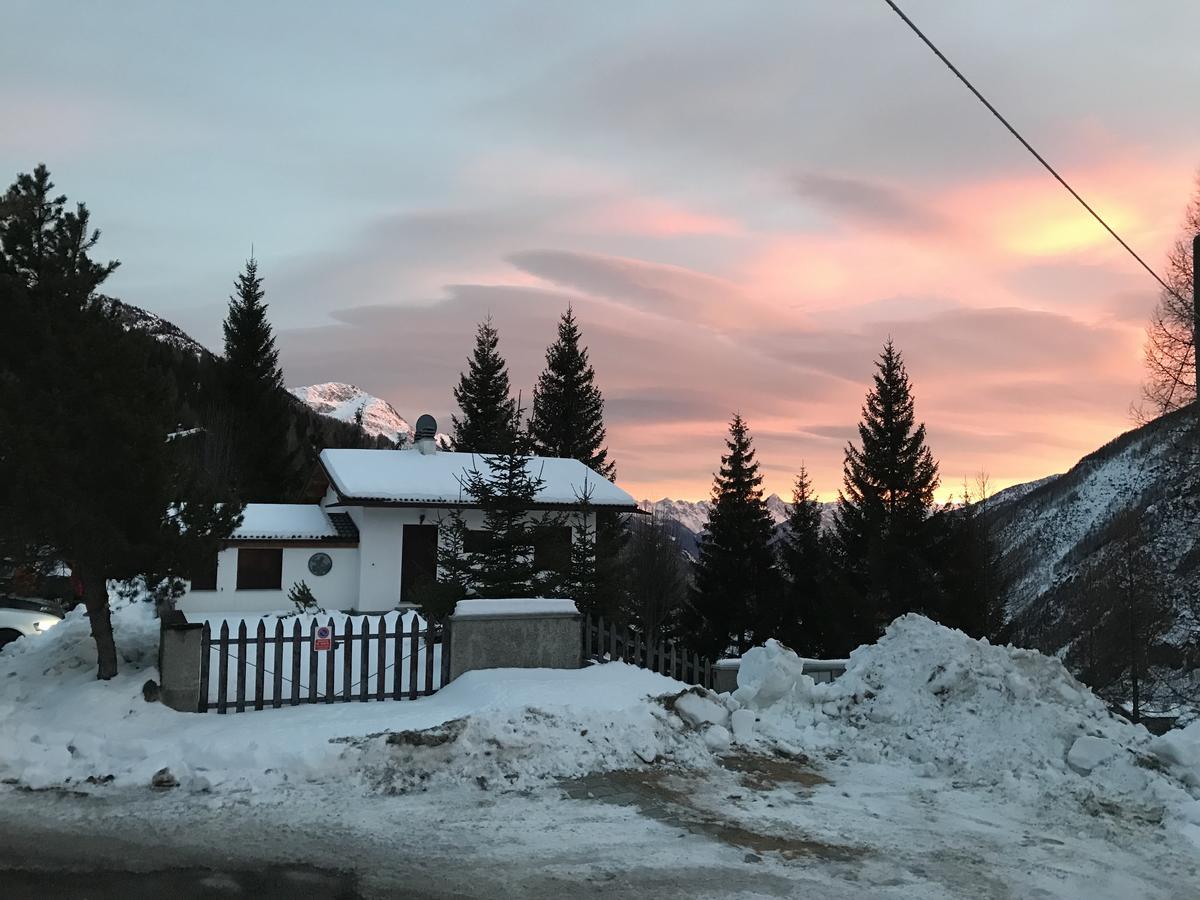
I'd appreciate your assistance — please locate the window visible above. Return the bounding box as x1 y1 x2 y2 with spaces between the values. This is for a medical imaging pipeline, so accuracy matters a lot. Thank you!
190 555 218 592
463 529 493 555
533 526 573 573
236 548 283 590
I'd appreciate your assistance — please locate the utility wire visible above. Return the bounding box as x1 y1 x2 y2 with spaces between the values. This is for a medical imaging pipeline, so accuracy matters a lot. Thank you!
881 0 1187 306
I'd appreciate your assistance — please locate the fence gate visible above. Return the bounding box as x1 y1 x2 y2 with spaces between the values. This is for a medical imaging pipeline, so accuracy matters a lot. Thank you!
583 614 714 689
199 613 449 713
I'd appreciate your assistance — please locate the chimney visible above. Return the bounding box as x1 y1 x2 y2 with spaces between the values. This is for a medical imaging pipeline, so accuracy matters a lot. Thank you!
414 414 438 455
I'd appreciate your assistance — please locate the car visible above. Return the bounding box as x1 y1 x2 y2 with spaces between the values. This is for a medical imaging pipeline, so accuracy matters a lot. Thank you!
0 596 65 650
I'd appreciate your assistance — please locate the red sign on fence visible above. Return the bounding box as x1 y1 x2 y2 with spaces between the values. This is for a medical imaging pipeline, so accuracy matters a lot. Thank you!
314 625 332 652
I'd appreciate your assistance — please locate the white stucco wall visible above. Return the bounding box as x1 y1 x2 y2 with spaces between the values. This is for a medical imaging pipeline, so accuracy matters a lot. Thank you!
176 504 599 616
178 545 360 615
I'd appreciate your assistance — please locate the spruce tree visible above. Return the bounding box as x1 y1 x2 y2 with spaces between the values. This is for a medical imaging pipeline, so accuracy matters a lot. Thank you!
833 339 939 643
219 258 298 500
223 258 281 390
529 307 615 478
451 316 518 454
777 467 833 655
689 414 784 658
0 166 242 679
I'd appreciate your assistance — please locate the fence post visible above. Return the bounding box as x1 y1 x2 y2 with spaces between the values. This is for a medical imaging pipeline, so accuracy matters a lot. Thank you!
159 620 206 713
407 614 420 700
392 615 404 700
423 616 436 694
217 621 229 714
324 617 336 703
272 620 284 709
358 617 371 702
254 620 266 711
342 618 354 703
235 621 248 713
376 616 387 702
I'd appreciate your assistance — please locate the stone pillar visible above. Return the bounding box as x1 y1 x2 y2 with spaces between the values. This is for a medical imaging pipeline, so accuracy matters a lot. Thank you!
712 659 741 694
159 621 205 712
448 599 582 682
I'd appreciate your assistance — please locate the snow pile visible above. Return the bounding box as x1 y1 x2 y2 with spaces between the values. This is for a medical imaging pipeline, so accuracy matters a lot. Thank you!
722 616 1200 832
352 667 716 793
0 593 706 794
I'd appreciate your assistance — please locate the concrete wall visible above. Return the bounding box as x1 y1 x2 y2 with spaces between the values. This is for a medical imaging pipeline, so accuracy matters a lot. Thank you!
159 621 205 712
448 610 583 681
178 545 360 615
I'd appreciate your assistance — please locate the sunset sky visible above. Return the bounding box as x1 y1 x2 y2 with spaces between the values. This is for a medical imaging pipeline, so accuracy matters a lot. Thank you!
5 1 1200 501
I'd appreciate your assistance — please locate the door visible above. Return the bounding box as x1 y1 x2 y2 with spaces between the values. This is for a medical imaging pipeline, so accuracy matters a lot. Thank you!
400 524 439 604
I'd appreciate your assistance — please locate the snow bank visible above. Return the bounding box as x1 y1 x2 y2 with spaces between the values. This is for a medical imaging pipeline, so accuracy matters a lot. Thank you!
0 592 706 794
723 616 1200 834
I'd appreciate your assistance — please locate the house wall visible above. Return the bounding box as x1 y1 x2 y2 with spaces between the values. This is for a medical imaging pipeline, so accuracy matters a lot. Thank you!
178 545 361 615
352 505 594 613
177 504 600 616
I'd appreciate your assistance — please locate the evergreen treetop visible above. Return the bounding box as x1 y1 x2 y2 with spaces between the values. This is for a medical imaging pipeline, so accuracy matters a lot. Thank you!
780 466 822 582
451 315 519 454
688 414 783 657
836 339 938 541
529 306 615 479
833 339 940 639
222 257 282 391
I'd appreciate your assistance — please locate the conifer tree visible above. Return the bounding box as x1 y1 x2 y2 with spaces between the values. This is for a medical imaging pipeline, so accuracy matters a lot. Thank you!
223 258 281 390
0 166 242 679
219 258 298 500
833 340 939 642
451 316 518 454
777 467 833 655
529 307 615 478
688 414 784 657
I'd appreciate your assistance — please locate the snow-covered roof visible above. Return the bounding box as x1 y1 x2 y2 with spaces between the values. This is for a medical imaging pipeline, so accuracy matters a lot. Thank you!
230 504 358 542
319 448 637 509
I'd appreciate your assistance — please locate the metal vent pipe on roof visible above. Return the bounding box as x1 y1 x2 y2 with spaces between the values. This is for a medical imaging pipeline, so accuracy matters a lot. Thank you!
414 414 438 455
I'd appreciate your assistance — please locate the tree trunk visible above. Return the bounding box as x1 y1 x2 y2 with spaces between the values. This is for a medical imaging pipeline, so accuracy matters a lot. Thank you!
80 570 118 680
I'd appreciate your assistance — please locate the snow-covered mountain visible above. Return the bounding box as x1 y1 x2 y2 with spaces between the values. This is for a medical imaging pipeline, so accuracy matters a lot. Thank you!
289 383 412 444
639 493 836 533
101 298 209 358
984 406 1199 656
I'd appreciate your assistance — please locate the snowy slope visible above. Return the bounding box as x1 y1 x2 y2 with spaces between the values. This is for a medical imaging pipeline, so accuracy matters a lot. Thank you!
290 382 412 444
638 493 831 533
985 406 1199 654
100 298 209 358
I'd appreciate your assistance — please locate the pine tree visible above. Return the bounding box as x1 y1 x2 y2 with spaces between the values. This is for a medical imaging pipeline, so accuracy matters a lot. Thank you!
458 430 553 598
620 513 688 649
219 258 298 500
529 307 615 478
0 166 243 679
451 316 518 454
223 258 281 390
833 340 939 643
689 414 784 658
777 467 833 655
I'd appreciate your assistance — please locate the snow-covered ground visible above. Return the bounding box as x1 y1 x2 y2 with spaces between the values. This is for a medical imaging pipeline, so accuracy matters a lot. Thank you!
3 595 1200 897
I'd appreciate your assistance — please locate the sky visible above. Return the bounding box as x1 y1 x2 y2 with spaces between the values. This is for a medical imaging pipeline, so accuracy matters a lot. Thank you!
4 1 1200 501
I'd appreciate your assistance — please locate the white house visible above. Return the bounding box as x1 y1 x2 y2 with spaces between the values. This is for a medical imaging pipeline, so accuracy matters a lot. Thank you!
177 420 638 615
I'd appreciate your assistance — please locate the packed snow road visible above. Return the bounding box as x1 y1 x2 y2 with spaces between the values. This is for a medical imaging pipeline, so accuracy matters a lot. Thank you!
3 598 1200 897
1 751 1196 899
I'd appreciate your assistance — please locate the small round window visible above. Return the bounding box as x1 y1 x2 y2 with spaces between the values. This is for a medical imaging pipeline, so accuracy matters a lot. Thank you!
307 552 333 576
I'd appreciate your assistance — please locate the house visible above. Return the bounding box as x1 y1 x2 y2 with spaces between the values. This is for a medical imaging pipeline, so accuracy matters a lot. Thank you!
177 417 638 615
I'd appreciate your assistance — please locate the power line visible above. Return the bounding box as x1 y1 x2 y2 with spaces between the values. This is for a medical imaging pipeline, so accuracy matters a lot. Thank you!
881 0 1187 306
